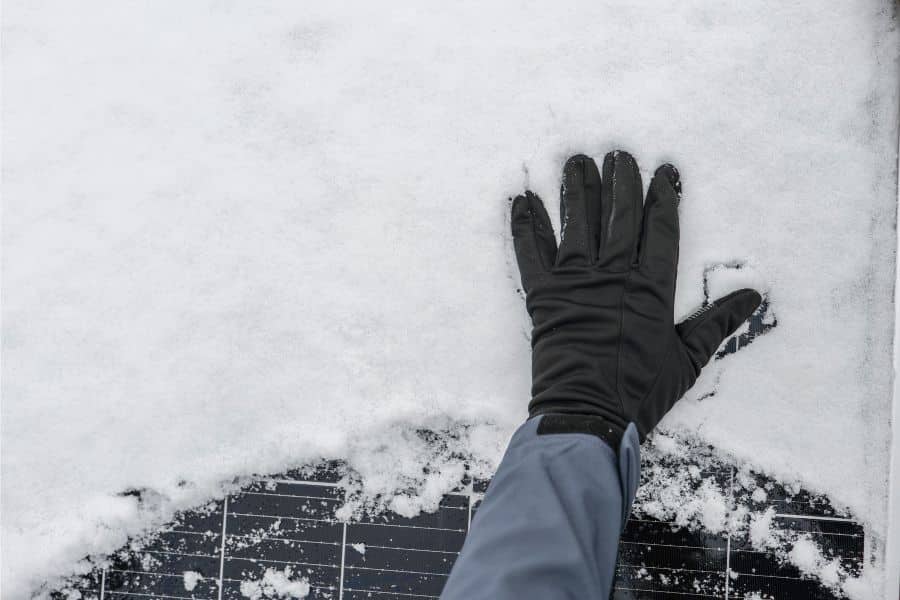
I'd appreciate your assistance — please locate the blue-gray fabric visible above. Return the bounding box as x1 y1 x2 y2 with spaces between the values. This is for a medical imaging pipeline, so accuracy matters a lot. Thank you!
440 416 641 600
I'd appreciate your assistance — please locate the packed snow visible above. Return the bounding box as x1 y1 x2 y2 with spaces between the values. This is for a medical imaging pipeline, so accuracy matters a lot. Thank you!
2 1 897 598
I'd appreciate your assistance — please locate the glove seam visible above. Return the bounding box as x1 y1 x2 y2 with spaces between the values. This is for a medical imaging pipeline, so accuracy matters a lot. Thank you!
678 303 715 340
679 289 749 340
633 336 680 439
613 270 632 420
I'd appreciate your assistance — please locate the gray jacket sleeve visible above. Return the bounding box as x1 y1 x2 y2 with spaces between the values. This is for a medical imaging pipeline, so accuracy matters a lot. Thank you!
440 416 641 600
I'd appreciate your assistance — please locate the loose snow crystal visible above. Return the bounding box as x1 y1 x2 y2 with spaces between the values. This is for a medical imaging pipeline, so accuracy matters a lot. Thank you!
182 571 203 592
635 434 882 599
239 567 310 600
2 1 897 598
748 507 777 549
788 537 844 589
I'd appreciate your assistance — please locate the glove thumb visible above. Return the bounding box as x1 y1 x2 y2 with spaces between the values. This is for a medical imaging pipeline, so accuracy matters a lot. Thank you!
676 288 762 372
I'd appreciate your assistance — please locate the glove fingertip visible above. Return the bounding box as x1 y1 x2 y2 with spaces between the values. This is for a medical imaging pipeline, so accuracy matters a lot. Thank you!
655 163 680 186
677 288 765 370
726 288 763 332
510 193 529 220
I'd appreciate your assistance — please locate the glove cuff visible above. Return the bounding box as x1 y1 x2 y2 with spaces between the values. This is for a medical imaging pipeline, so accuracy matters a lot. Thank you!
532 412 625 453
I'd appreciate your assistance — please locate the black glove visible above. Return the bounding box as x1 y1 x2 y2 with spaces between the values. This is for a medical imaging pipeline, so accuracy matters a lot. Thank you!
511 151 761 445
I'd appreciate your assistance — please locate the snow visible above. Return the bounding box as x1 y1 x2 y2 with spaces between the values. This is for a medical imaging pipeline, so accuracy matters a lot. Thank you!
238 567 310 600
748 507 777 549
636 431 880 598
2 1 898 598
788 537 844 590
332 420 496 521
182 571 203 592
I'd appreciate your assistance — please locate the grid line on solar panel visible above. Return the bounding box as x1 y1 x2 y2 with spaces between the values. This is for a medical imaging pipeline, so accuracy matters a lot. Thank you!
724 466 735 599
239 491 343 502
773 518 864 538
344 564 452 577
342 588 439 598
224 556 339 569
343 566 448 593
346 523 466 553
216 497 228 600
356 510 468 530
228 534 341 556
773 514 855 522
338 522 348 599
620 540 728 552
103 592 206 600
227 542 342 565
614 586 723 598
257 480 344 491
108 568 205 577
228 511 336 523
167 529 220 537
618 564 726 576
352 544 458 554
226 527 342 540
620 553 726 571
272 479 343 485
733 571 842 582
141 549 220 559
226 510 465 533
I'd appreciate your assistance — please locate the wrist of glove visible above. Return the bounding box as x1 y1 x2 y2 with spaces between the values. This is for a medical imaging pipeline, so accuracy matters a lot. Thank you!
512 151 761 444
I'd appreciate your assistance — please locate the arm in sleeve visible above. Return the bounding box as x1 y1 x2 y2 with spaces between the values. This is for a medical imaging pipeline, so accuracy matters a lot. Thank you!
440 416 640 600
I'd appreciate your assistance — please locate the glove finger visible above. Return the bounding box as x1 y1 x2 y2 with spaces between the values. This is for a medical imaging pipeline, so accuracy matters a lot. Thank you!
676 288 763 371
511 191 557 293
639 164 681 288
555 154 602 268
597 150 643 270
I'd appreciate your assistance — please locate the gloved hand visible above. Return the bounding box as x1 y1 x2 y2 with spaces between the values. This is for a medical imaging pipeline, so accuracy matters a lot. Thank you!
511 151 761 444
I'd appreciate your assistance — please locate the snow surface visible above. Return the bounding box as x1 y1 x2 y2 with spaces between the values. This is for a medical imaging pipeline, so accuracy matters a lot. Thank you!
2 1 898 598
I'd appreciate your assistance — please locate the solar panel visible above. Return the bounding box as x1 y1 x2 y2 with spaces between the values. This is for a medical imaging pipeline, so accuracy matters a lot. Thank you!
50 460 862 600
50 264 863 600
